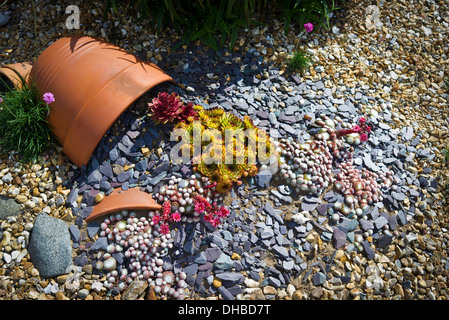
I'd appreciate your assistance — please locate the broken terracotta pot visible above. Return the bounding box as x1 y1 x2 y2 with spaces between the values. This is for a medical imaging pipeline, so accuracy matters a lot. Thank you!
0 62 33 90
85 187 161 223
28 35 175 167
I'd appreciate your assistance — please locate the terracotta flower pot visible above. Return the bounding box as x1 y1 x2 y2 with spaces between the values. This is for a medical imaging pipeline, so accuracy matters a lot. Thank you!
0 62 33 90
28 35 175 167
85 187 161 223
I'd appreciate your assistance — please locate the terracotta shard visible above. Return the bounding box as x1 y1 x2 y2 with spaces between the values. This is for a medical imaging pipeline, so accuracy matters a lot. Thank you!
85 187 161 223
28 35 175 167
0 62 33 90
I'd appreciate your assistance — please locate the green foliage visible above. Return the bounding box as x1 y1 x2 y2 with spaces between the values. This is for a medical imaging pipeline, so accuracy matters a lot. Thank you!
0 73 54 163
101 0 341 50
287 49 312 73
273 0 339 34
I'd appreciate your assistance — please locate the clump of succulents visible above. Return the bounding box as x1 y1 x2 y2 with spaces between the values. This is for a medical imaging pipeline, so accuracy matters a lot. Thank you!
152 174 229 232
147 92 197 125
175 105 274 193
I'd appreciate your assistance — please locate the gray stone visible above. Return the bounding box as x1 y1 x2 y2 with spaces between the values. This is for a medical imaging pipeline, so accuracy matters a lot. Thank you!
272 244 289 259
0 195 22 220
377 235 393 248
392 192 405 201
217 285 235 300
215 272 244 286
312 272 326 286
109 147 120 162
0 11 11 28
69 225 81 243
86 222 100 238
374 216 389 229
362 240 375 260
333 227 346 249
90 237 109 251
117 171 132 183
214 253 235 270
87 170 102 185
263 203 283 223
254 170 272 189
205 247 222 262
28 213 72 278
135 158 148 172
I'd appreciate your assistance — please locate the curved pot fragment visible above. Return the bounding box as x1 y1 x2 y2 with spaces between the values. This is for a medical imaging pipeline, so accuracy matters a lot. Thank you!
85 187 161 223
0 62 32 91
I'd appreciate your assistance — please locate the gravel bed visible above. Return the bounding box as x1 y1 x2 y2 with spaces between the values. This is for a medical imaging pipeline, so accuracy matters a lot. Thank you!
0 0 448 301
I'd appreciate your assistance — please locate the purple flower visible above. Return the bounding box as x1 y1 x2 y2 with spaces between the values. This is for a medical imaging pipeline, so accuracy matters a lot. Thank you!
43 92 55 105
304 23 313 33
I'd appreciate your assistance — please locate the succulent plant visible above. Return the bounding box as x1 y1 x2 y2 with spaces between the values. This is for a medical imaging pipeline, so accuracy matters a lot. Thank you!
173 105 274 194
148 92 198 125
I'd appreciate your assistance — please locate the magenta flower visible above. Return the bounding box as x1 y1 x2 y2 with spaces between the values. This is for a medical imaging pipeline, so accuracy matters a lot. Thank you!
352 125 362 132
171 212 181 222
360 133 368 142
43 92 55 104
211 218 221 228
304 23 313 33
159 223 170 235
152 215 161 224
359 117 366 124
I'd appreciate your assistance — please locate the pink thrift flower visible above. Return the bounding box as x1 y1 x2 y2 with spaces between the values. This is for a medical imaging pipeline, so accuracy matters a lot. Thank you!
171 212 181 222
304 23 313 32
360 133 368 142
43 92 55 104
159 223 170 235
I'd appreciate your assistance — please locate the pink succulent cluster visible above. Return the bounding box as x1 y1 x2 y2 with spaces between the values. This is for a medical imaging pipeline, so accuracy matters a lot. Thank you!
148 92 197 125
336 117 372 142
152 201 181 235
193 194 230 228
152 194 230 234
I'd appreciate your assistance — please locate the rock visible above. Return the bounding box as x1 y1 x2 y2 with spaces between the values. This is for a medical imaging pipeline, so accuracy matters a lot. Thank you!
312 272 326 286
0 11 11 28
28 213 72 278
0 195 22 220
87 170 102 185
362 240 375 260
214 253 235 270
123 279 148 300
333 227 347 249
254 170 272 189
215 272 244 286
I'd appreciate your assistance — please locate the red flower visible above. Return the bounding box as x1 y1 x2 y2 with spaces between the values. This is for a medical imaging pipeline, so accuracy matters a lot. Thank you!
352 125 362 132
359 117 366 124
